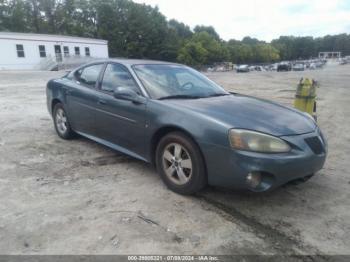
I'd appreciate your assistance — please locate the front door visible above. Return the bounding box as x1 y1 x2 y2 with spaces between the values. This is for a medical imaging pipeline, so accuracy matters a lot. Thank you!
94 63 147 158
54 45 62 62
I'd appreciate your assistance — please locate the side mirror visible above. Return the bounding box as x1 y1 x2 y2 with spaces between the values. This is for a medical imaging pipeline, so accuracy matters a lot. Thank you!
113 87 145 104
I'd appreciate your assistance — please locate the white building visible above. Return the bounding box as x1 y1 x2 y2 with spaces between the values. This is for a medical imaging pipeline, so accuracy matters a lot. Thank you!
318 51 341 59
0 32 109 70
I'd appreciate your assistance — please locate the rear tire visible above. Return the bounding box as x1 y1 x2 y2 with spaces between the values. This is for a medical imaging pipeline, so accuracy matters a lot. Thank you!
53 103 75 139
156 132 207 195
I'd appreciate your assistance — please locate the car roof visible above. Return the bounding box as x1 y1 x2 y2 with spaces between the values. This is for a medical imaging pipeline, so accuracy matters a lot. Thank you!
93 58 181 66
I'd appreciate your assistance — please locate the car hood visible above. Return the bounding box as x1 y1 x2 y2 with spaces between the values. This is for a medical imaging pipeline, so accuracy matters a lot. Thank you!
165 94 316 136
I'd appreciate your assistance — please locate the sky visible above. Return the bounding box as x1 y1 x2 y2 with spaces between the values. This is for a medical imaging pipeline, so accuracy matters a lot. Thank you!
133 0 350 42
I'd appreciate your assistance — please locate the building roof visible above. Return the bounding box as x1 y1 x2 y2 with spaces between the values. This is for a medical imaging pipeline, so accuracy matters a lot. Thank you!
0 32 107 45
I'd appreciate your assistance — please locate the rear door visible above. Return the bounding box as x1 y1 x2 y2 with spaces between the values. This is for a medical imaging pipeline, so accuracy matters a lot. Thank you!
65 63 104 136
94 63 148 157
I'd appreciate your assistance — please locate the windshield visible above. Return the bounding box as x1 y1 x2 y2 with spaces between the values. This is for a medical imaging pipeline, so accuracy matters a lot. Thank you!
132 64 228 99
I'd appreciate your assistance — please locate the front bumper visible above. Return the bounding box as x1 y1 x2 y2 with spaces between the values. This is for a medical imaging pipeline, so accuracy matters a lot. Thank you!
200 129 327 192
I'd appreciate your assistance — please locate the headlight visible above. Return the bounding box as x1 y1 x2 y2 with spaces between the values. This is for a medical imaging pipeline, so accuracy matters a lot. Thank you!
229 129 291 153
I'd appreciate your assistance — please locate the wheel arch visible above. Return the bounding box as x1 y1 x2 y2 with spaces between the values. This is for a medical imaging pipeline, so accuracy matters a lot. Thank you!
51 98 62 114
150 125 207 175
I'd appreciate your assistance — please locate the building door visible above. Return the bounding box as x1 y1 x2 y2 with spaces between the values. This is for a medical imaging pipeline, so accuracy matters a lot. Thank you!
54 45 62 62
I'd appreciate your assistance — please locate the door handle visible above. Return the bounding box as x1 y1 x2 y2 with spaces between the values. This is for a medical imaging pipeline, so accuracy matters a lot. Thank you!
98 99 107 105
65 89 72 95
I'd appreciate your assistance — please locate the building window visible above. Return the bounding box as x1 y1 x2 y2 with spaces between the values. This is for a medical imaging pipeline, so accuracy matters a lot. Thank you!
74 47 80 56
85 47 90 57
39 45 46 57
63 46 69 57
16 44 25 58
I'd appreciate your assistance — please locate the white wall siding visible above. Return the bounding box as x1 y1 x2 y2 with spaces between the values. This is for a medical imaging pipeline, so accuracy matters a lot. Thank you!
0 32 109 70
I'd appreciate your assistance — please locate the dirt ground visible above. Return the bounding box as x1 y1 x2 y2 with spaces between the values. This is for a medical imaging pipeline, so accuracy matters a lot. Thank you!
0 63 349 256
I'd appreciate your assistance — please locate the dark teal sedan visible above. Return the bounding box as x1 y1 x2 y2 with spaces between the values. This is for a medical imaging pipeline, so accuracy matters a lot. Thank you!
46 59 327 194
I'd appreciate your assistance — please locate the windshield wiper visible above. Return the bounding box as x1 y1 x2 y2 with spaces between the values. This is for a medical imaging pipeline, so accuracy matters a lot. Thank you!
204 93 231 98
158 95 202 100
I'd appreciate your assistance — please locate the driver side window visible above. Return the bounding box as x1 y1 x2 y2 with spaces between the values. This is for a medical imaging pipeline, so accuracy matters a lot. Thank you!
101 64 140 94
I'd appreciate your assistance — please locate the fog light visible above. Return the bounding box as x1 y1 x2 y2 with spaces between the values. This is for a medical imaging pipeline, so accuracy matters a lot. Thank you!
246 172 262 188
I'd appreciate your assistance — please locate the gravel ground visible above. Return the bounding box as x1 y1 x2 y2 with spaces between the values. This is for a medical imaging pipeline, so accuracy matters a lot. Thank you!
0 63 349 256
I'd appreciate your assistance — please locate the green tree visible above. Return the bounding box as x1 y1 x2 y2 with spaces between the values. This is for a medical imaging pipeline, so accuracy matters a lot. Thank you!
1 0 31 32
253 44 280 62
177 41 208 67
242 36 261 45
1 0 349 64
168 19 192 39
191 31 229 64
158 19 192 61
194 25 220 40
226 40 253 63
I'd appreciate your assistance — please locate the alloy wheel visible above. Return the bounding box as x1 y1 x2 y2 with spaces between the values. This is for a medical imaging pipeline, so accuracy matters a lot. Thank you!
55 108 68 134
162 143 193 185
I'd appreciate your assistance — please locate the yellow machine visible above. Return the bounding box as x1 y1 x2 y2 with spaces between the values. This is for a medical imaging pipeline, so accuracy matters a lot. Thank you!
294 78 318 120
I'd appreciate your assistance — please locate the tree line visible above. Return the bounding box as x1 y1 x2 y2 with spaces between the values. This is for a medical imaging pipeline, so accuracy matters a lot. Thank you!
1 0 350 66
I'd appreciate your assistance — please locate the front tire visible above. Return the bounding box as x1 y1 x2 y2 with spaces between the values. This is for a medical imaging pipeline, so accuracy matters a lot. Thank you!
156 132 207 195
53 103 75 139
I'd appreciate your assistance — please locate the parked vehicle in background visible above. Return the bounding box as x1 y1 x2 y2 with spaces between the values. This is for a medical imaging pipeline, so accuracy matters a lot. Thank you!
277 63 291 72
292 63 305 71
254 66 264 71
309 63 317 70
248 66 255 71
263 65 271 71
236 65 249 73
47 59 327 194
316 61 325 68
339 59 348 65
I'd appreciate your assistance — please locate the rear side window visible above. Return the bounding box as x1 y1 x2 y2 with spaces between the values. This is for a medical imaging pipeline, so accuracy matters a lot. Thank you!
75 64 103 88
101 63 140 93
